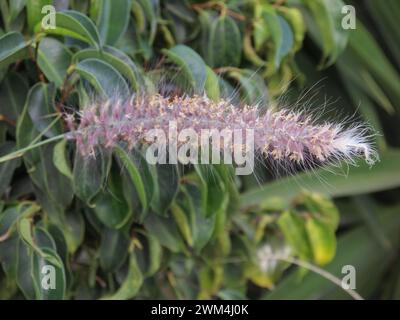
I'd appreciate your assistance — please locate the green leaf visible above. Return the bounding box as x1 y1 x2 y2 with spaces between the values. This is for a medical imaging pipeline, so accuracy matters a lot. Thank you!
306 218 336 265
279 7 306 52
0 32 29 69
37 10 102 48
346 22 400 112
162 45 207 94
277 211 313 260
182 183 216 253
208 15 242 67
97 0 130 45
136 0 158 44
32 247 66 300
303 0 349 67
135 231 162 277
104 251 143 300
27 0 52 32
227 69 269 106
92 190 130 229
194 164 226 217
260 7 293 72
37 37 72 87
99 228 129 272
0 234 19 279
53 139 73 180
0 206 20 236
93 169 133 229
114 145 148 213
0 71 29 122
75 58 129 98
353 195 392 250
0 142 20 197
144 213 184 253
265 208 400 299
204 66 220 101
171 202 193 247
73 47 139 90
63 210 85 254
241 149 400 208
73 149 110 204
150 164 179 216
92 164 132 229
27 144 74 211
300 193 340 231
18 217 36 249
16 239 37 299
9 0 26 24
275 15 294 67
27 82 62 138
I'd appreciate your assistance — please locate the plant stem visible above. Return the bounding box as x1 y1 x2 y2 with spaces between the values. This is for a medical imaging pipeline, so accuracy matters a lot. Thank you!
0 134 66 164
275 256 364 300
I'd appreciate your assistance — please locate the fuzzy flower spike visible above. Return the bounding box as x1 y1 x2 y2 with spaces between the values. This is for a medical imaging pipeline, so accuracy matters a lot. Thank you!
66 94 377 169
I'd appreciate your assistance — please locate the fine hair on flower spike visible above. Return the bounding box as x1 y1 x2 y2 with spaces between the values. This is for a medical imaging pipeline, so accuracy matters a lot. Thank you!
65 89 378 176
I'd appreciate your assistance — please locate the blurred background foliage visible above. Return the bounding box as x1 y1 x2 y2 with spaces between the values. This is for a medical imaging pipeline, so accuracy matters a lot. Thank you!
0 0 400 300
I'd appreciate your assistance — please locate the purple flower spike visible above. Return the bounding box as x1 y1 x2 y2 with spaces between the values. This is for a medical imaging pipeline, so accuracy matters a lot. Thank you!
67 94 377 167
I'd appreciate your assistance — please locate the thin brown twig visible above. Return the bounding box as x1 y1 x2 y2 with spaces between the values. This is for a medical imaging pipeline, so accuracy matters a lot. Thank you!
0 114 16 126
192 2 246 21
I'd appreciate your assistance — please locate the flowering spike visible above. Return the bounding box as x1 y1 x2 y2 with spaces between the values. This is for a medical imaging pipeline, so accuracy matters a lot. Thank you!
67 94 378 168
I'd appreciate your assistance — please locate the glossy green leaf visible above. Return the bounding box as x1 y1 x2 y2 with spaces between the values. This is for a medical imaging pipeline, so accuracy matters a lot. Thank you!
303 0 349 66
278 211 313 260
73 47 139 90
114 145 148 213
194 164 226 217
162 45 207 94
346 22 400 112
27 82 62 138
208 15 242 67
73 149 110 204
37 10 102 48
32 247 66 300
104 251 143 300
171 202 193 247
204 66 220 101
300 193 340 231
136 231 162 277
183 183 216 253
0 235 19 279
53 139 73 180
306 218 336 265
144 213 184 253
92 166 132 229
16 239 37 299
97 0 130 45
0 32 29 69
37 37 72 87
99 228 129 272
150 163 179 216
0 142 20 197
8 0 26 24
27 0 52 32
0 71 29 122
227 69 269 106
75 58 129 98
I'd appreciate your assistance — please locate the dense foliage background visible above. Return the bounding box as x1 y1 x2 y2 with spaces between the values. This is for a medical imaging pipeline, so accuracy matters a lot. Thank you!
0 0 400 300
